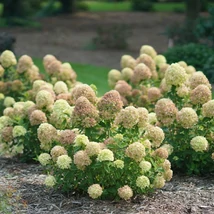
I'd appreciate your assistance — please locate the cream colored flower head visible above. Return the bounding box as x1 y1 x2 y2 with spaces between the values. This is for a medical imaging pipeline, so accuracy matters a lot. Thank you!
161 144 173 156
202 100 214 118
0 116 13 131
153 175 165 189
162 159 171 171
160 78 171 93
114 106 139 129
178 61 188 68
164 169 173 181
0 50 17 68
56 154 72 169
12 126 27 138
148 112 157 125
17 55 33 73
46 59 62 76
176 107 198 129
140 45 157 58
121 67 134 81
113 160 124 169
165 63 187 86
153 147 169 159
38 153 51 166
136 53 156 71
185 65 196 75
120 55 136 69
97 149 114 162
3 96 15 107
176 84 190 97
154 55 167 67
147 87 162 102
88 184 103 199
190 84 211 105
50 145 67 161
74 134 89 147
137 107 149 128
53 99 73 116
44 175 56 187
190 136 209 152
36 90 55 109
139 160 152 173
125 142 146 162
53 81 68 95
118 185 133 200
145 125 165 148
155 98 178 126
97 90 123 121
30 110 47 126
58 129 76 145
136 176 150 189
73 150 92 170
189 71 211 89
85 141 101 157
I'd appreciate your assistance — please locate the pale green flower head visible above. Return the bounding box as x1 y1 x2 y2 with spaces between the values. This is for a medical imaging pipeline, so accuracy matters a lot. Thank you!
190 136 209 152
36 90 55 109
74 134 89 147
0 65 4 77
12 125 27 138
56 155 72 169
88 184 103 199
0 116 13 130
136 175 150 189
148 112 157 125
97 149 114 162
38 153 51 166
202 100 214 118
44 175 56 187
3 96 15 107
114 134 123 140
165 63 187 86
125 142 146 162
85 141 101 157
154 55 167 67
0 50 17 68
139 160 152 173
114 160 124 169
53 81 68 95
140 45 157 58
108 69 122 82
0 93 4 100
53 99 73 117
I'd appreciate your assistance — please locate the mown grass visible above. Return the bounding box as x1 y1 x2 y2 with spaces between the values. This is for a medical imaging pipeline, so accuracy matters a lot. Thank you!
33 59 111 96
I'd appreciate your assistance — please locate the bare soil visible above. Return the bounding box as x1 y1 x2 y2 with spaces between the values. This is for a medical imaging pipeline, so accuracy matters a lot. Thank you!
2 12 185 68
1 12 214 214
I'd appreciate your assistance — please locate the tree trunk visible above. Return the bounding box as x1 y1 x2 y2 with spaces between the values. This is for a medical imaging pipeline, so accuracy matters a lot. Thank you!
60 0 76 14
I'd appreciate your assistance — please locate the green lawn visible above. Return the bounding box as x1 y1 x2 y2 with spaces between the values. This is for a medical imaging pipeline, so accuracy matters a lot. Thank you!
33 59 111 96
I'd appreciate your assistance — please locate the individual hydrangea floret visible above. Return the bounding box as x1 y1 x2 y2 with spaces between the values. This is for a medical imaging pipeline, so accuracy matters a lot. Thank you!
38 153 52 166
190 136 209 152
155 98 178 126
97 149 114 162
0 50 17 68
114 106 139 129
125 142 146 162
12 126 27 138
97 90 123 121
44 175 56 187
202 100 214 118
56 155 72 169
176 107 198 129
165 63 187 86
139 160 152 173
190 84 211 105
136 175 150 189
88 184 103 199
117 185 133 200
73 150 92 170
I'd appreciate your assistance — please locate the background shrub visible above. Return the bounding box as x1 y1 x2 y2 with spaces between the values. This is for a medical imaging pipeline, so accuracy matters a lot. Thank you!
131 0 154 12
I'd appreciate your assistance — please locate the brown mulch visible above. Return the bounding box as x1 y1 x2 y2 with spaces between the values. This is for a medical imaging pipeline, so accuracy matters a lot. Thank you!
1 157 214 214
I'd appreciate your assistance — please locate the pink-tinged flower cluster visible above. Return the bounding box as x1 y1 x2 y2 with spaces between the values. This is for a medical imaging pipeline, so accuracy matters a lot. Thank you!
85 141 101 157
155 98 178 126
153 147 169 159
140 45 157 59
131 63 152 84
114 106 139 129
88 184 103 199
17 55 33 73
73 150 92 170
176 84 190 97
58 129 76 145
71 96 99 128
153 175 165 188
118 185 133 200
71 84 97 104
202 100 214 118
147 87 162 102
50 145 67 161
190 84 211 105
176 107 198 129
29 110 47 126
189 71 211 89
1 126 13 142
114 80 132 97
136 54 156 71
125 142 146 162
97 90 123 121
165 63 187 86
137 107 149 128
